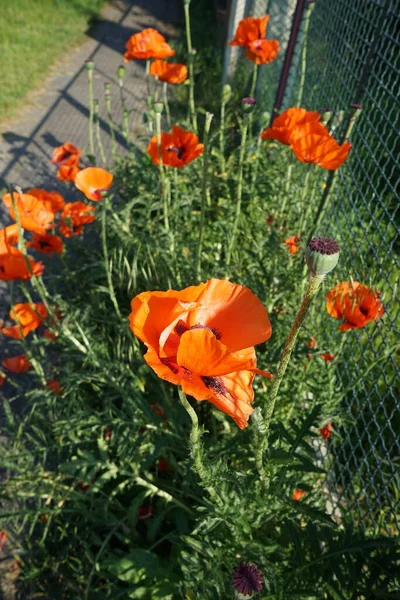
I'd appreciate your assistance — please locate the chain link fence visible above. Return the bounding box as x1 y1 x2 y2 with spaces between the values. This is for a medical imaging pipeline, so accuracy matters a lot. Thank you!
223 0 400 534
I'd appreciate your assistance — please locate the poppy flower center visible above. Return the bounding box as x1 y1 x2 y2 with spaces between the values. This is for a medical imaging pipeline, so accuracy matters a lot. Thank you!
39 240 51 250
174 320 221 340
167 145 185 160
253 39 263 51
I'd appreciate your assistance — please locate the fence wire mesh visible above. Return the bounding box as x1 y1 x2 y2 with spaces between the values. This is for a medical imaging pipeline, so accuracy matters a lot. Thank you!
225 0 400 534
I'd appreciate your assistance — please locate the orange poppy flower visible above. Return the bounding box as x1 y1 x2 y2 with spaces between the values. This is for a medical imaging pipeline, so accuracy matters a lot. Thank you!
2 354 32 373
129 279 273 429
261 108 323 146
284 236 300 254
51 142 81 165
3 192 54 235
326 281 384 331
319 423 332 439
59 202 96 237
147 125 204 168
0 247 44 281
292 489 307 501
246 39 280 65
75 167 113 201
291 123 352 170
26 232 64 255
228 16 270 46
124 28 175 61
149 59 188 84
0 224 19 253
57 163 81 182
321 352 335 363
26 188 65 213
1 302 48 339
308 336 317 349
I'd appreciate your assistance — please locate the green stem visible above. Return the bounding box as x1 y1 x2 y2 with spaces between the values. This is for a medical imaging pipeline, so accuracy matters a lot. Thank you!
119 79 129 143
101 198 122 320
155 112 170 234
219 100 226 173
163 82 171 128
87 68 95 160
280 150 294 218
225 114 249 274
249 62 258 98
262 275 324 453
105 86 117 160
249 125 264 199
297 2 315 107
196 112 213 280
94 99 106 164
184 2 197 132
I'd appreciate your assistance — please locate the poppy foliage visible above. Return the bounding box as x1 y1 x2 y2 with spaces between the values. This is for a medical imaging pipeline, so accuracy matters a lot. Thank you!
129 279 273 429
326 281 384 331
124 28 175 61
147 125 204 168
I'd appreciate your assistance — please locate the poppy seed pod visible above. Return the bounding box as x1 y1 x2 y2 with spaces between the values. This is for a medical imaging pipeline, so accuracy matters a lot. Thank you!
153 101 164 114
117 65 126 80
85 59 94 71
305 237 339 278
222 84 232 105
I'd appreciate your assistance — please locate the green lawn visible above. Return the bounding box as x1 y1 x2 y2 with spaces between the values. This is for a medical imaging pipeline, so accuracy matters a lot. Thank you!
0 0 105 122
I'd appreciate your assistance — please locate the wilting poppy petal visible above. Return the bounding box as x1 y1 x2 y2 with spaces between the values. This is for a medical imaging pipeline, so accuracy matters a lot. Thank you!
26 188 65 213
147 125 204 168
75 167 113 201
59 202 96 237
2 354 32 373
149 60 188 84
261 108 322 146
51 142 81 165
228 16 270 46
3 193 55 235
26 232 64 255
326 281 384 330
245 39 279 64
124 28 175 61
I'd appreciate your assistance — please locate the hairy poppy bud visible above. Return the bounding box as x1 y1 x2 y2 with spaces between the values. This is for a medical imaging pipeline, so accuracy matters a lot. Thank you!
153 101 164 114
117 65 126 80
85 59 94 71
222 84 232 105
305 237 339 278
241 97 256 114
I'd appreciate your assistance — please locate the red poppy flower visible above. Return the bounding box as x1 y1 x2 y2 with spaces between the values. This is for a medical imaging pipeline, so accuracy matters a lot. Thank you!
149 59 188 84
228 16 270 46
2 192 55 235
157 458 169 472
292 489 307 501
147 125 204 168
0 247 44 281
26 188 65 213
308 336 317 349
326 281 384 331
319 423 332 439
57 163 81 182
2 354 32 373
124 28 175 61
51 142 81 165
59 202 96 237
26 232 64 255
321 352 335 363
246 39 280 64
1 302 48 339
291 123 352 170
137 505 153 520
261 108 323 146
129 279 273 429
75 167 113 201
46 379 63 396
0 530 6 550
0 374 5 386
43 328 57 340
284 236 300 254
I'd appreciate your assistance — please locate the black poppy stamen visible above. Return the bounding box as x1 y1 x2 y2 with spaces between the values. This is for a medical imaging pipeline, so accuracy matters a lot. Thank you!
190 324 222 340
167 145 185 160
202 376 228 397
232 562 264 597
39 240 51 250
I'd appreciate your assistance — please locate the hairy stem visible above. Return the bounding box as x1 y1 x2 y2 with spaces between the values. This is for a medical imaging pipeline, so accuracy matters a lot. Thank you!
184 2 197 132
196 112 214 280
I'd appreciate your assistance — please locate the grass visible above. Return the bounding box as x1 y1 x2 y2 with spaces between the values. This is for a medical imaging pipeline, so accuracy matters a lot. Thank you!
0 0 105 122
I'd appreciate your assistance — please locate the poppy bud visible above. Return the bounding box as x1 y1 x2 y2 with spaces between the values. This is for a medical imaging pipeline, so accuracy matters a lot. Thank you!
305 237 339 278
117 65 126 81
222 84 232 105
191 48 197 56
153 101 164 114
85 59 94 71
104 82 111 97
241 97 256 114
321 108 333 125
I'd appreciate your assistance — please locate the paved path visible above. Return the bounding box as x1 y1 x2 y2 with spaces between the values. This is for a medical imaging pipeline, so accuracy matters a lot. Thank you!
0 0 181 200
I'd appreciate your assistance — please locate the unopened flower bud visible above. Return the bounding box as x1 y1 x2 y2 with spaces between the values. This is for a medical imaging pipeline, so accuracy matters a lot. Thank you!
104 82 111 97
305 237 339 278
321 108 333 125
85 59 94 71
153 101 164 114
222 84 232 105
117 65 126 81
191 48 197 56
241 97 256 114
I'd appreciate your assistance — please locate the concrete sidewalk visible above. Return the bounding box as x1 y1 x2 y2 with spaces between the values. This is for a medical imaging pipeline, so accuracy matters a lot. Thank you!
0 0 182 199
